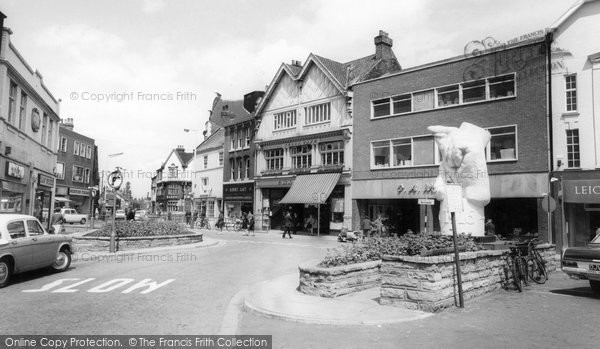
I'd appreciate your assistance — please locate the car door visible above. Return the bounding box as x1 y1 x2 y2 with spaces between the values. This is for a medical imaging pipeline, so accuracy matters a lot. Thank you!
6 219 34 272
26 219 56 268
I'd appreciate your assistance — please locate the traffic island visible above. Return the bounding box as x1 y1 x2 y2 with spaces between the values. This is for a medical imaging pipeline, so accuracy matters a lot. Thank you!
298 260 381 298
73 232 203 252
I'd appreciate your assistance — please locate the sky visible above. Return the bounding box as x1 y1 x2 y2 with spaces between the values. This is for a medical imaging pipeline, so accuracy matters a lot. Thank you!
1 0 571 197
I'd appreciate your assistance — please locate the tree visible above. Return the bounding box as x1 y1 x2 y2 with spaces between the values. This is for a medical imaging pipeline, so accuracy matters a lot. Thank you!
123 181 132 202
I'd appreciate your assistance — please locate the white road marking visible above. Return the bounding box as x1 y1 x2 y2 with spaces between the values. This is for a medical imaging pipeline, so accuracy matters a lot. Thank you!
88 278 135 293
22 278 175 294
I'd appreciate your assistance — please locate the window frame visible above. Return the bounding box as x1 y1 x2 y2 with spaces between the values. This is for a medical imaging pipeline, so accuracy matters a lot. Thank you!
566 128 580 168
56 162 65 180
485 125 518 162
304 102 331 125
219 152 224 166
290 145 312 169
319 141 345 166
370 135 439 169
565 74 577 112
74 141 80 156
273 109 297 130
72 165 84 183
264 148 284 171
19 91 27 130
203 155 208 169
8 81 17 124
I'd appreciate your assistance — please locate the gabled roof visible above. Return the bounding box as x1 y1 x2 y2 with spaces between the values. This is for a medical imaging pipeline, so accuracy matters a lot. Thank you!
196 127 224 153
160 147 193 170
551 0 597 30
210 98 253 128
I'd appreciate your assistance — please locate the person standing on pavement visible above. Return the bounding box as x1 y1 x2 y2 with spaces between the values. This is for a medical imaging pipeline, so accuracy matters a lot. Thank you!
191 210 198 229
216 211 224 234
305 214 315 235
361 214 372 240
247 211 255 236
282 211 293 238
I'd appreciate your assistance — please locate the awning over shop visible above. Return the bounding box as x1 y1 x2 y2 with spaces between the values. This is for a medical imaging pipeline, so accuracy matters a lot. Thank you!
279 173 341 204
54 196 74 203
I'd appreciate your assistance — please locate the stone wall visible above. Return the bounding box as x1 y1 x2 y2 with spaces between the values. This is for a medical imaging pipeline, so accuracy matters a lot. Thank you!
380 244 558 312
73 232 203 252
298 260 381 298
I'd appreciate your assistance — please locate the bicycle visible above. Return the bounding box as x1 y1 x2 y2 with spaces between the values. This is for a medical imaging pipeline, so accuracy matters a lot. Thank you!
196 218 212 230
507 242 529 292
224 218 242 232
524 238 548 284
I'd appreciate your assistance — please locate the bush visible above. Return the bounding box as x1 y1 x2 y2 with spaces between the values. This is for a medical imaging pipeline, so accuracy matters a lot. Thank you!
318 233 479 268
85 220 190 238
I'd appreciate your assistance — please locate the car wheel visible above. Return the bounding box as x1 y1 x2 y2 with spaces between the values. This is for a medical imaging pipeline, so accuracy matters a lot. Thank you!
0 258 12 288
52 249 72 272
80 218 87 224
590 280 600 294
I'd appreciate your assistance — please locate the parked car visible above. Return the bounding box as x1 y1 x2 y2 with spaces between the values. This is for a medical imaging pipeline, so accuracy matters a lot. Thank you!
134 210 148 221
60 208 89 224
0 214 72 288
562 234 600 294
115 209 126 220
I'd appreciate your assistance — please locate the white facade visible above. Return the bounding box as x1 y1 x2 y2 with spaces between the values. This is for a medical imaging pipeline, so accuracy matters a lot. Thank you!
192 131 224 221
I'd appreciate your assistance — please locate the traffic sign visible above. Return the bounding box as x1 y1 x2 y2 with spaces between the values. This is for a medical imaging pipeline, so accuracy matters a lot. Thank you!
107 170 123 190
541 195 556 212
446 184 463 212
418 198 435 205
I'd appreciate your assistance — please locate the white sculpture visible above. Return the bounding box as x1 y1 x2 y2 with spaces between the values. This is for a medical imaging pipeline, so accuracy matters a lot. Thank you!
428 122 491 236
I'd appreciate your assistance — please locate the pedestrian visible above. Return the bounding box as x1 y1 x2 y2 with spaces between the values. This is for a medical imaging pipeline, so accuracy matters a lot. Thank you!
241 211 249 236
127 208 135 221
485 219 496 236
247 211 255 236
282 211 293 238
191 210 198 229
50 208 64 234
305 214 315 235
373 214 383 237
292 212 299 235
185 210 192 226
167 210 172 221
216 211 224 234
361 214 372 240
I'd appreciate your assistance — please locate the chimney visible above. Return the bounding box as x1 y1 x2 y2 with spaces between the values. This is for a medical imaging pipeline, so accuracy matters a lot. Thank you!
374 30 394 60
176 145 185 150
243 91 266 114
291 60 302 67
60 118 74 131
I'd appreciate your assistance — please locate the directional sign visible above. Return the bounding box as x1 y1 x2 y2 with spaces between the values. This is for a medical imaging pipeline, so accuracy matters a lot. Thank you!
107 170 123 190
418 198 435 205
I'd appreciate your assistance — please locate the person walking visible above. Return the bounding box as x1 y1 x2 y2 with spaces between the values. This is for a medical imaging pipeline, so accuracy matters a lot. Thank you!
247 211 255 236
216 211 224 234
241 211 249 236
361 214 372 240
282 211 293 239
191 210 198 229
185 210 192 226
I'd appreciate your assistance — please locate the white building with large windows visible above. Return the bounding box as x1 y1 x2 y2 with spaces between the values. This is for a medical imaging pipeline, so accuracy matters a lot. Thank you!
549 0 600 249
253 31 401 234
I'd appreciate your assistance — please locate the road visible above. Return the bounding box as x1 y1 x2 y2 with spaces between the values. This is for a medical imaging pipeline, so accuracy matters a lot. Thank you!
1 230 599 348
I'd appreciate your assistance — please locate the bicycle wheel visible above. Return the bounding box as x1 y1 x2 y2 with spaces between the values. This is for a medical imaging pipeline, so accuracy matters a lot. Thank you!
528 258 548 284
512 257 523 292
519 256 529 287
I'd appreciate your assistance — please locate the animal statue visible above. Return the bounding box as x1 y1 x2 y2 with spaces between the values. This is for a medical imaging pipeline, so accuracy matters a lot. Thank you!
427 122 491 236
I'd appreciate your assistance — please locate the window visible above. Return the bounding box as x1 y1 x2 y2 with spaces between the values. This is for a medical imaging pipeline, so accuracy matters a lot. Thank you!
56 162 65 180
290 145 312 169
462 79 486 103
372 98 391 118
487 126 517 161
265 148 284 170
372 141 390 168
273 110 297 130
371 136 437 168
72 165 84 182
231 130 237 150
237 157 243 180
392 94 411 114
7 220 26 239
489 74 515 99
437 85 459 107
27 220 44 236
80 143 86 157
168 186 181 196
392 138 412 166
48 120 54 149
566 129 580 168
319 141 344 166
245 128 250 148
203 155 208 169
413 90 435 112
305 102 331 124
201 177 209 186
168 165 178 178
230 159 235 180
19 92 27 130
566 74 577 112
219 152 223 166
86 145 92 159
413 136 435 165
74 141 80 155
41 113 48 145
207 199 215 218
84 168 91 183
8 81 17 124
59 137 67 152
237 129 243 149
245 157 251 178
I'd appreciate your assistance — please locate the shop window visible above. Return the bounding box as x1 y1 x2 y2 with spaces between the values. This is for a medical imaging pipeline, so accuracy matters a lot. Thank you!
265 148 284 170
462 79 486 103
372 98 391 118
305 102 331 124
487 125 517 161
19 92 27 130
372 141 390 168
290 145 312 169
8 81 17 124
437 85 459 107
489 74 515 99
566 129 580 168
1 195 22 213
319 141 344 166
274 110 297 130
72 165 84 182
207 199 215 217
565 74 577 112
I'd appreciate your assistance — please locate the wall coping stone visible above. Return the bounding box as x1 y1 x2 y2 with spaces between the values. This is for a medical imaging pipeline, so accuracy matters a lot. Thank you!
299 260 382 276
75 232 203 241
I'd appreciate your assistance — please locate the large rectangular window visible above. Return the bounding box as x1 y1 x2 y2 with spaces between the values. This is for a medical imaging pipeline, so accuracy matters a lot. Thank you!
237 157 243 180
489 74 515 99
372 98 391 118
290 145 312 169
305 102 331 124
392 94 411 114
437 85 459 107
487 125 517 161
86 145 92 159
72 165 84 182
84 168 91 183
19 92 27 130
237 129 243 149
565 74 577 112
245 128 250 148
566 129 580 168
230 159 235 180
319 141 344 166
8 81 17 124
372 140 391 168
371 136 437 169
74 141 80 155
265 148 284 170
274 110 297 130
462 79 486 103
413 90 435 112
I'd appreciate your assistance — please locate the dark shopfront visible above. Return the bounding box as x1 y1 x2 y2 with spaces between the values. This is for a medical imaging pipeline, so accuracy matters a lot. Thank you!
223 182 254 219
35 173 54 226
559 176 600 248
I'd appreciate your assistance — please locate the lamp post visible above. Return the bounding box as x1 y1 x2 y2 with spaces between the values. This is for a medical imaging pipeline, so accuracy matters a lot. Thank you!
550 177 567 252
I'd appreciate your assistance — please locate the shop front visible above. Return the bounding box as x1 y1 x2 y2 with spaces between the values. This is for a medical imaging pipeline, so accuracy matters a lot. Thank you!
1 160 27 214
35 173 54 226
559 175 600 248
69 187 91 213
255 177 294 230
223 182 254 219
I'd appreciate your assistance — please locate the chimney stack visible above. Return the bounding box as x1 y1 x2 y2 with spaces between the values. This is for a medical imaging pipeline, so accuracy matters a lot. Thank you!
374 30 394 60
60 117 74 131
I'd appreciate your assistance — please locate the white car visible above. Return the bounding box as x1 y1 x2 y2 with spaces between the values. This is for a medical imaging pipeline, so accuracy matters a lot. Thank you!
60 208 89 224
0 214 72 288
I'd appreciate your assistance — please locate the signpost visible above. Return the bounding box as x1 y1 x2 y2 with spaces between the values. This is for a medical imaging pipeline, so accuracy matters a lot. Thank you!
107 169 123 253
446 184 465 308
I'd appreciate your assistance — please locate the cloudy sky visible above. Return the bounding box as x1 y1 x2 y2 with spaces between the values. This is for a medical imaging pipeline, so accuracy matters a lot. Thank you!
2 0 570 197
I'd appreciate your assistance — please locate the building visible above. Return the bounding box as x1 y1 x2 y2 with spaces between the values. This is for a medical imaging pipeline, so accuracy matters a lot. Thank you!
154 146 193 213
55 118 99 215
0 24 61 228
549 0 600 249
220 91 263 220
253 31 401 234
192 113 225 224
351 37 550 238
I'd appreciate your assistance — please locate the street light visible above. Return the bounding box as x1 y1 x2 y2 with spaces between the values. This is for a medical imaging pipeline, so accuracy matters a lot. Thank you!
550 176 567 252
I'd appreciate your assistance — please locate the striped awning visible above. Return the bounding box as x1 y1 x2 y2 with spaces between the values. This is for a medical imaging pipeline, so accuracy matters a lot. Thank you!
279 173 341 204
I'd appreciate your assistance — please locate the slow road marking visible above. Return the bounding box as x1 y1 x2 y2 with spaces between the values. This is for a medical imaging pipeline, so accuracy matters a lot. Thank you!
22 278 175 294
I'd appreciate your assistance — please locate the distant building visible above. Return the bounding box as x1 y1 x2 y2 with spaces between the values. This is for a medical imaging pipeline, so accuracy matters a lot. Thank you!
0 24 61 227
154 146 193 213
55 118 99 215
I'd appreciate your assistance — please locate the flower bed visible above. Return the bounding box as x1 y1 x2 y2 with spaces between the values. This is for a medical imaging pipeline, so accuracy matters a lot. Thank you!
86 220 189 237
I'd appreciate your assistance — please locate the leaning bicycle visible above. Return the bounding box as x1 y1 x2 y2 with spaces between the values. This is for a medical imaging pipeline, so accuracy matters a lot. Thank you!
507 243 529 292
525 238 548 284
196 218 212 230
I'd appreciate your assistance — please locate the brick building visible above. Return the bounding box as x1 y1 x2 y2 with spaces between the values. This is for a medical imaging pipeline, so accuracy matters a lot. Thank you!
351 38 551 239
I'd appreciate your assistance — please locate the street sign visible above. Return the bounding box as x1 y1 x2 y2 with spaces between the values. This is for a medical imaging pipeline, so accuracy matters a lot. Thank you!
107 170 123 190
541 195 556 213
446 184 463 212
418 198 435 205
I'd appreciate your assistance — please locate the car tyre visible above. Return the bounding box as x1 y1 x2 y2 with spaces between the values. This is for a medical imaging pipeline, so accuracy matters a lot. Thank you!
52 249 72 272
590 280 600 294
0 258 12 288
80 218 86 224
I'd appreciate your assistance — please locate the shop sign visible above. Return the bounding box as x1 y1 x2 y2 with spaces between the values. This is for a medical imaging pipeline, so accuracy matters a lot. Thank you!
418 198 435 205
563 180 600 204
224 182 254 200
396 183 436 196
38 174 54 187
257 178 294 188
6 161 25 179
69 187 90 196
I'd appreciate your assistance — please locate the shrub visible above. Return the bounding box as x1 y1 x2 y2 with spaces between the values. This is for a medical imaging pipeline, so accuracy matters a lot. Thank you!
318 233 479 268
85 220 190 238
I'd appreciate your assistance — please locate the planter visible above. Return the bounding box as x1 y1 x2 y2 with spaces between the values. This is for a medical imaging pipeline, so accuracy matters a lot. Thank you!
73 231 203 252
298 260 381 298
